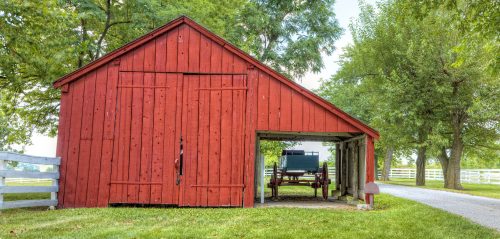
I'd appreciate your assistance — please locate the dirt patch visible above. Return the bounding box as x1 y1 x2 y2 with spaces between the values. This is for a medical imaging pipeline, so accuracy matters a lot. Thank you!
255 196 356 209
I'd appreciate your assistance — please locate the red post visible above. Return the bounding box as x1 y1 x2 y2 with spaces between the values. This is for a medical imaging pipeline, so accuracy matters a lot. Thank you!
365 136 375 204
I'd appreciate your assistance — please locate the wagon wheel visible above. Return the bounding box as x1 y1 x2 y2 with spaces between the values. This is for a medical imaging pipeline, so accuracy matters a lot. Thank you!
321 162 329 200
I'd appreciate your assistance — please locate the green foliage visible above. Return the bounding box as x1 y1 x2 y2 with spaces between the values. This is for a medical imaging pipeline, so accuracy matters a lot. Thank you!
233 0 342 78
0 0 342 151
318 0 499 172
259 140 298 167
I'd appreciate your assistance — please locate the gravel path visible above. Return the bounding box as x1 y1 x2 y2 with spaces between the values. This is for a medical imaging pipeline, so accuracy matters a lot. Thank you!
379 183 500 231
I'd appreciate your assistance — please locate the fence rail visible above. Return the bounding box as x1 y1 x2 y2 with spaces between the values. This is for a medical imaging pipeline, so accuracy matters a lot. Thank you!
379 168 500 185
264 167 500 185
0 152 60 210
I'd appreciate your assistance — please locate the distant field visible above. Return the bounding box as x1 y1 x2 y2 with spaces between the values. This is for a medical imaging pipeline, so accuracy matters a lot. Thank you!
380 178 500 199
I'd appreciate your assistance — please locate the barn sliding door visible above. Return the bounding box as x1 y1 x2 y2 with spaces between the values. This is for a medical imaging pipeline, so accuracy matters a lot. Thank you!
109 72 247 207
179 74 247 207
110 72 182 205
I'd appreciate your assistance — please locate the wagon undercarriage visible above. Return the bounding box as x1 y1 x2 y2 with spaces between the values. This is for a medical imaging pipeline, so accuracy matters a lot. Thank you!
268 150 331 200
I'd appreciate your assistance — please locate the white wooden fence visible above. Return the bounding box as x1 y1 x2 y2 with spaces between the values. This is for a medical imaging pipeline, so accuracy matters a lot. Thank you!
380 168 500 185
0 152 60 210
264 167 500 185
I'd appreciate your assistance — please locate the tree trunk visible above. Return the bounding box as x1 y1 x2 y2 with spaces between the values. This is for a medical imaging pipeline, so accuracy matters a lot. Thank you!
438 147 449 187
381 146 394 181
416 146 426 186
445 112 465 189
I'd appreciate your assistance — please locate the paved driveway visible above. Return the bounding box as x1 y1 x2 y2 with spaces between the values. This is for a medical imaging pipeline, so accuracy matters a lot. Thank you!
379 183 500 231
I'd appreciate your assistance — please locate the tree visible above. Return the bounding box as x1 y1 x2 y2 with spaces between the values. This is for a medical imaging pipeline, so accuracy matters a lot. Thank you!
400 0 500 189
0 0 342 156
318 1 419 183
319 0 499 189
232 0 342 79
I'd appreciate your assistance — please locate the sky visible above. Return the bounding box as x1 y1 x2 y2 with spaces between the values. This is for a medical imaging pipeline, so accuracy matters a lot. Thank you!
19 0 375 159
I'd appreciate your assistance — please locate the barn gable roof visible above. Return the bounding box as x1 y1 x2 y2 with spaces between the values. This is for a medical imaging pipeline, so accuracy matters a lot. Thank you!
53 16 379 139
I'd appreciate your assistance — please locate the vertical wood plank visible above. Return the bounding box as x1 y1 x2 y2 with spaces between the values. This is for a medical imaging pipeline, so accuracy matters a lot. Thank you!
177 25 189 72
132 46 145 72
257 72 269 131
161 73 179 204
184 75 200 206
155 34 167 72
208 43 222 206
99 62 119 206
119 51 133 71
243 67 258 207
63 78 85 207
280 84 292 131
314 106 326 132
128 72 144 203
75 72 96 207
86 65 108 207
232 57 247 206
144 39 156 72
56 84 73 207
166 28 179 72
139 73 154 203
302 99 311 132
338 118 349 132
309 101 316 132
151 73 166 204
291 91 303 131
219 49 233 206
183 28 201 206
117 72 133 202
268 78 280 131
162 28 179 205
197 35 211 206
325 113 339 132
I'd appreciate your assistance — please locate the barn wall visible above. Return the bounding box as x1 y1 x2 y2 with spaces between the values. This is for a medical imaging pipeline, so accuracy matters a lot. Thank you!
56 22 372 208
57 61 119 208
255 70 361 133
57 24 252 208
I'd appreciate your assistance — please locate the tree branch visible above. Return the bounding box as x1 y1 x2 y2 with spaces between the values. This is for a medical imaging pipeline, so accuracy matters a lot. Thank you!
94 0 112 60
94 1 131 60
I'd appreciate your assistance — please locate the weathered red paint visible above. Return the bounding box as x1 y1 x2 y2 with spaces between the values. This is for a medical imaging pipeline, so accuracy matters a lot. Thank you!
54 16 379 208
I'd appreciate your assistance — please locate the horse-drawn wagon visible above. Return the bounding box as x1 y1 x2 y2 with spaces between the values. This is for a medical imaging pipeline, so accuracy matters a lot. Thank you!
268 150 331 199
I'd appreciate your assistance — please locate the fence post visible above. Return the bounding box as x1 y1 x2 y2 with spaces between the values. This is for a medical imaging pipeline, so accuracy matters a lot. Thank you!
50 162 59 210
0 158 4 209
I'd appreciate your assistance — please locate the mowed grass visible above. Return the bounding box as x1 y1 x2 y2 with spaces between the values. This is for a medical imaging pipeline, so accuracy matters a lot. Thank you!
380 178 500 199
1 182 499 238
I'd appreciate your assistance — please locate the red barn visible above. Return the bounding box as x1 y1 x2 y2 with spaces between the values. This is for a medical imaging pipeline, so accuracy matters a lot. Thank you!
53 16 378 208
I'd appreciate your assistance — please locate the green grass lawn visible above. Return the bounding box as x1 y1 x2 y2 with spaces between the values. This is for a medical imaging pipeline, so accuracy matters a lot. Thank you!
379 178 500 199
1 181 499 238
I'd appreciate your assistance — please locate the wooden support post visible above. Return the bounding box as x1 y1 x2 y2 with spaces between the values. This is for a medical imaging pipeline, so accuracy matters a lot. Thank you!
352 140 359 201
260 154 264 204
335 143 340 191
341 142 347 197
0 158 5 210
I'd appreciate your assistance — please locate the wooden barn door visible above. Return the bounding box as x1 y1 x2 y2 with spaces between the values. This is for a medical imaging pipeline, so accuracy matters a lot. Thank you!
178 74 247 207
109 72 182 205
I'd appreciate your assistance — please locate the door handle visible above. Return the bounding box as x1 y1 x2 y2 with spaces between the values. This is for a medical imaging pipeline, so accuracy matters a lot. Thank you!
176 136 183 185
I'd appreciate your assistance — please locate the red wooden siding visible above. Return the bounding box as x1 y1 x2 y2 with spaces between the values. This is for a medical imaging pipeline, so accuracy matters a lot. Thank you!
55 19 376 208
